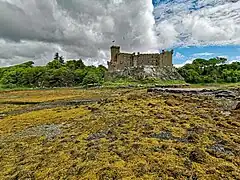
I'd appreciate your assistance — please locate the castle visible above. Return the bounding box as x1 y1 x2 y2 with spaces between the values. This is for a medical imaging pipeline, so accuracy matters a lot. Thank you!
107 46 173 71
106 45 183 81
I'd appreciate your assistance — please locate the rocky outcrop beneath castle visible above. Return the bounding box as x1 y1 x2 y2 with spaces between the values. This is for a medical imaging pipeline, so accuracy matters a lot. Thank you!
105 66 184 81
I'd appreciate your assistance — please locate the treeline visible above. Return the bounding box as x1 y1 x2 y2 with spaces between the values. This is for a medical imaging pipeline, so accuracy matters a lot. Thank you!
0 53 107 88
1 55 240 88
178 57 240 83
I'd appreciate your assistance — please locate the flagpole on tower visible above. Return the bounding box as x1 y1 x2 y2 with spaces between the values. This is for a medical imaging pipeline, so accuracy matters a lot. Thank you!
112 40 115 46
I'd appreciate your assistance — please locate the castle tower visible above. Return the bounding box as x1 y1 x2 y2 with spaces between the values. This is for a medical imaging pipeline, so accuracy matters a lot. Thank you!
111 46 120 62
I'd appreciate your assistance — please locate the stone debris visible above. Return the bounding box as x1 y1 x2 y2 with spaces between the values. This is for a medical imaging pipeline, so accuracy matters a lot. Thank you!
152 131 173 140
16 124 62 140
207 144 235 157
0 124 62 143
147 88 238 99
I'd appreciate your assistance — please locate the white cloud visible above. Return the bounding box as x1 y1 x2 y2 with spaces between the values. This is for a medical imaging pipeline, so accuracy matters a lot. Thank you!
228 56 240 63
174 59 194 68
174 52 185 59
154 0 240 47
236 56 240 60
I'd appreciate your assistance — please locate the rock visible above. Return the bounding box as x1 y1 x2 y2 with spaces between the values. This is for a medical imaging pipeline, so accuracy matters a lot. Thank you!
152 131 173 140
148 88 237 99
105 66 184 81
213 90 236 98
165 99 179 106
13 124 62 140
189 148 207 163
0 114 5 119
207 144 234 157
232 101 240 110
221 111 231 116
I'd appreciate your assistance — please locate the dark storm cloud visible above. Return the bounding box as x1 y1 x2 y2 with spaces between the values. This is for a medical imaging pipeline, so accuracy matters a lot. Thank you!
0 0 158 66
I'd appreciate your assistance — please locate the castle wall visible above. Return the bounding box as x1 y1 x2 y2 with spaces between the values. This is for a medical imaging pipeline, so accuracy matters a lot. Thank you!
116 53 133 70
108 46 173 71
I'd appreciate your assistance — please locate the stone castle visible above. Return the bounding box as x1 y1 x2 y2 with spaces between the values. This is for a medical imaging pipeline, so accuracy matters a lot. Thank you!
108 46 173 71
106 45 183 81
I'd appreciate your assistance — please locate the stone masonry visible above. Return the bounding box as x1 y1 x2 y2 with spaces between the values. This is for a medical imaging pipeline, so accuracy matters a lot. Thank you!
106 46 184 81
107 46 173 72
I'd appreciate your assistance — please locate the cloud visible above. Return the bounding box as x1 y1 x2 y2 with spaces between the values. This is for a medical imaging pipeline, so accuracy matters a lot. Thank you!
174 59 194 68
228 56 240 63
154 0 240 47
0 0 240 67
236 56 240 60
174 52 185 60
0 0 158 66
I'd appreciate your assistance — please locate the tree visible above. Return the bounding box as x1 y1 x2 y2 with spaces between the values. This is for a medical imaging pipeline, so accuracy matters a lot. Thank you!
178 57 240 84
54 52 59 60
82 72 100 85
18 61 34 68
98 65 108 78
42 67 75 87
74 69 87 84
76 59 85 69
47 59 63 69
59 56 64 64
0 68 24 85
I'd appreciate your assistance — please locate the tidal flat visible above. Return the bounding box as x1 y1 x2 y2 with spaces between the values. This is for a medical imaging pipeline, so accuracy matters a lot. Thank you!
0 87 239 179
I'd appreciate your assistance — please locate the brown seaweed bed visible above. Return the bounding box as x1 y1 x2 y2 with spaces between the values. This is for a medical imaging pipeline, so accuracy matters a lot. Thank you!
0 88 239 179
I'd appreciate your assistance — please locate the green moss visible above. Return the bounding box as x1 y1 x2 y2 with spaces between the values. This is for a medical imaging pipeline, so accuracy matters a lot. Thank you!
0 88 239 179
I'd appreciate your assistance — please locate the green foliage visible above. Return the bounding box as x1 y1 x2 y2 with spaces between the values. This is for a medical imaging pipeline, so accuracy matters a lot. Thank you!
82 71 101 85
178 57 240 84
47 59 63 69
0 54 107 88
41 67 75 87
66 59 85 70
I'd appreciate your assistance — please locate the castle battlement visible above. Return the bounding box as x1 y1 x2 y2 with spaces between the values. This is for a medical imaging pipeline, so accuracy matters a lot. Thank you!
108 46 173 72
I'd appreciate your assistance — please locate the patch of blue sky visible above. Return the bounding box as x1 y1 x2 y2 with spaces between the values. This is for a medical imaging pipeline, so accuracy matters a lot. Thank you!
173 45 240 64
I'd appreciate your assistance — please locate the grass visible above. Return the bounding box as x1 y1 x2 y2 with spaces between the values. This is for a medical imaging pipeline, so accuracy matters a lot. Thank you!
0 87 239 179
0 104 29 114
0 88 126 103
103 79 186 88
189 82 240 89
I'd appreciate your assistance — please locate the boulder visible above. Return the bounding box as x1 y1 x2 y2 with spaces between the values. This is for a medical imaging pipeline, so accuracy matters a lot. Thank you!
232 101 240 110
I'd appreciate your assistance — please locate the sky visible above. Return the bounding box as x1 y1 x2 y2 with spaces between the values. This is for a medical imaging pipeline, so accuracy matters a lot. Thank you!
0 0 239 67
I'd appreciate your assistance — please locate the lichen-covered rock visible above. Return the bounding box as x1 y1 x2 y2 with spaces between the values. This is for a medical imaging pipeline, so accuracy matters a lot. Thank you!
232 101 240 110
105 66 184 81
148 88 237 99
189 148 207 163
